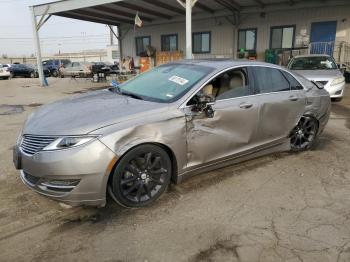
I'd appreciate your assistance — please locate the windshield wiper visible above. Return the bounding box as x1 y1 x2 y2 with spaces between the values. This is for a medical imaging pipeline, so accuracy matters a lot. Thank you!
109 86 144 100
120 90 144 100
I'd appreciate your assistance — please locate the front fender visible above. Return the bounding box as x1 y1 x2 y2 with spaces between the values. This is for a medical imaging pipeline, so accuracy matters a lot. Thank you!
95 112 188 175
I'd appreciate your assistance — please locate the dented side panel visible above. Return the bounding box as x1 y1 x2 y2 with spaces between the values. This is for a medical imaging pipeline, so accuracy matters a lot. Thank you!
255 90 307 145
95 108 188 174
184 96 261 168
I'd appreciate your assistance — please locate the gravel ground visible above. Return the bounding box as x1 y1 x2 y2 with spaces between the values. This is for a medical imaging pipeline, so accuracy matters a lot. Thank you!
0 78 349 262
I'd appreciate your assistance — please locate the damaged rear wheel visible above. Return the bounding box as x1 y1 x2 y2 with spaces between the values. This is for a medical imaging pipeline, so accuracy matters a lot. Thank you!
290 116 318 152
109 144 172 208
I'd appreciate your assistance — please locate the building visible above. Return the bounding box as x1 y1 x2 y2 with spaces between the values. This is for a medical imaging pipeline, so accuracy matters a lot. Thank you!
119 2 350 66
31 0 350 86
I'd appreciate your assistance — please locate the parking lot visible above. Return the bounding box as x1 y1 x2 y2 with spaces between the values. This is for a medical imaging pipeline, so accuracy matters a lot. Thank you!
0 78 349 262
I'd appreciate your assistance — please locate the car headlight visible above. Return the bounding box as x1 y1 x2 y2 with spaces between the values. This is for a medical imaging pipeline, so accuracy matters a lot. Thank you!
43 135 99 151
330 77 345 86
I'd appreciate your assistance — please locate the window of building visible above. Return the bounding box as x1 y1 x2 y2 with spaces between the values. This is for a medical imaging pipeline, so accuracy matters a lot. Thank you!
135 36 151 56
238 29 257 51
193 32 211 54
253 67 291 93
270 25 295 49
161 34 178 51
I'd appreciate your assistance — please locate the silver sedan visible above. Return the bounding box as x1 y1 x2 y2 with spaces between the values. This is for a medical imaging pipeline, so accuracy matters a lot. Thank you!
13 60 331 208
287 54 346 101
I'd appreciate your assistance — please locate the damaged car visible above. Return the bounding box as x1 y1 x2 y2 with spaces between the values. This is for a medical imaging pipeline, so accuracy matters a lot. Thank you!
13 60 331 208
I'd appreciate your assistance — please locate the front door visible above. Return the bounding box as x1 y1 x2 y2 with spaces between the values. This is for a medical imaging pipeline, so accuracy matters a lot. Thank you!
251 66 306 146
310 21 337 55
185 67 261 168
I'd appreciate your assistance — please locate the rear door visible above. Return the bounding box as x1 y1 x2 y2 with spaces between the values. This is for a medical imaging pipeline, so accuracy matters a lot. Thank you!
251 66 306 146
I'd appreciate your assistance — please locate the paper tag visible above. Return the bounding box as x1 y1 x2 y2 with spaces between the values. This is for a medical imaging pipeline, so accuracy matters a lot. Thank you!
169 75 189 86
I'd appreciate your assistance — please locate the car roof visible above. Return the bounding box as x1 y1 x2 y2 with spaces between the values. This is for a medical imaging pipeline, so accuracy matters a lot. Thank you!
170 59 284 71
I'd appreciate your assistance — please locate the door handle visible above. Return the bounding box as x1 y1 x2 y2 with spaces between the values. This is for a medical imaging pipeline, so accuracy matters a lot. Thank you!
289 95 298 101
239 103 253 109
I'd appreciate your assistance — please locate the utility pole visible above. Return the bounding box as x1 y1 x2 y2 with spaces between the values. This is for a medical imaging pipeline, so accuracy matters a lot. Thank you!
30 6 46 86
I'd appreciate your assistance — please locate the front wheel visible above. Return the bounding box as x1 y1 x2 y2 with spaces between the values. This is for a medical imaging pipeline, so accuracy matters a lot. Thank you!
30 72 36 78
110 144 172 208
51 70 59 77
290 116 318 152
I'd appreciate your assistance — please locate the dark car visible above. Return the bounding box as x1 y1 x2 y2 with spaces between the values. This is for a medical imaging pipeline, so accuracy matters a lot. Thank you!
42 59 71 77
9 64 49 78
91 62 119 75
9 64 37 78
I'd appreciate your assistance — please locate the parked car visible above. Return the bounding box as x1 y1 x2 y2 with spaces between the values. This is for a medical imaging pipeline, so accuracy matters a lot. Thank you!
91 62 119 75
59 62 93 78
9 64 38 78
287 55 346 101
0 64 11 79
42 59 71 77
14 60 330 208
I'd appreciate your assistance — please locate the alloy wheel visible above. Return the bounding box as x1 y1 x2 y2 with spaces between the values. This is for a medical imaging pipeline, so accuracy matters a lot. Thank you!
111 145 171 207
290 116 318 151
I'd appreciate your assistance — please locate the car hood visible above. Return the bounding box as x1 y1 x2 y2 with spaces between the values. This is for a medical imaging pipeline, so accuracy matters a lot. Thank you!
293 69 343 80
23 89 169 136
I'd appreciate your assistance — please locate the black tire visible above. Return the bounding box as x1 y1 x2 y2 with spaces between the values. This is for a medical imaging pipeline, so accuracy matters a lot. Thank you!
110 144 172 208
30 72 35 78
290 116 318 152
51 70 59 77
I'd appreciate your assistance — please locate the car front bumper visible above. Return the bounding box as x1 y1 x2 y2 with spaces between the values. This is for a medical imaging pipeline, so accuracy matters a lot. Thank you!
0 71 11 78
14 139 118 207
324 82 346 98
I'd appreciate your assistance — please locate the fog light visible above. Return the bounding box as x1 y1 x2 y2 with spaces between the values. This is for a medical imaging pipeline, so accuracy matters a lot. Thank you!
40 179 80 190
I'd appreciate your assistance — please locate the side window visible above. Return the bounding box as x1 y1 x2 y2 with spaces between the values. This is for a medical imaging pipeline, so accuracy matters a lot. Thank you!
253 67 290 93
187 68 251 106
215 68 250 100
282 71 303 90
72 62 80 67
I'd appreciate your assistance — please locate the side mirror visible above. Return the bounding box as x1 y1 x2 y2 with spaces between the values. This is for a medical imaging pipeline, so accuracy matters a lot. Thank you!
191 94 215 118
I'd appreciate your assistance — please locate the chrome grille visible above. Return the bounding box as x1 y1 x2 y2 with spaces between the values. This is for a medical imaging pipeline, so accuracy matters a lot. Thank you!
20 135 57 155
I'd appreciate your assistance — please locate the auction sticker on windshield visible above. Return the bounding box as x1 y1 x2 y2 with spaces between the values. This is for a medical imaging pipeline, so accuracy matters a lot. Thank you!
169 75 189 86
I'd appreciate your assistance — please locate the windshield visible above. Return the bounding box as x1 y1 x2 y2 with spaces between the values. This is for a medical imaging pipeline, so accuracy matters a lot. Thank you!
289 56 337 70
118 63 213 103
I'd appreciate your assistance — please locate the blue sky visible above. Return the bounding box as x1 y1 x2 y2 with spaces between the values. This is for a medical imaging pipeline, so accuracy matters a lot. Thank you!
0 0 111 56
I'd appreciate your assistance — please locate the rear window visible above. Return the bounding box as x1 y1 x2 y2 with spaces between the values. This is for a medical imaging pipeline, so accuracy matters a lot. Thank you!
282 71 304 90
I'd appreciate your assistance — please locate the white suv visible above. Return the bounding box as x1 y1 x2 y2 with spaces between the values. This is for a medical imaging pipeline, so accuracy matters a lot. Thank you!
0 64 11 79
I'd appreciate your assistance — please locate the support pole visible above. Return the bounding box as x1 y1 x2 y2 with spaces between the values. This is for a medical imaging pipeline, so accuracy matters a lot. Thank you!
109 25 114 46
117 26 123 62
185 0 192 59
30 6 46 86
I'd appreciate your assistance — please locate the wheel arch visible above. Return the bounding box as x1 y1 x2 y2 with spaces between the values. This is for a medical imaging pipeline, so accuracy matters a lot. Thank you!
107 142 179 187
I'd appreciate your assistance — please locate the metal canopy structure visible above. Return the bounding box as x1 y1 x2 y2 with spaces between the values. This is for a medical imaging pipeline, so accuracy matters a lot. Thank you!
31 0 350 86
